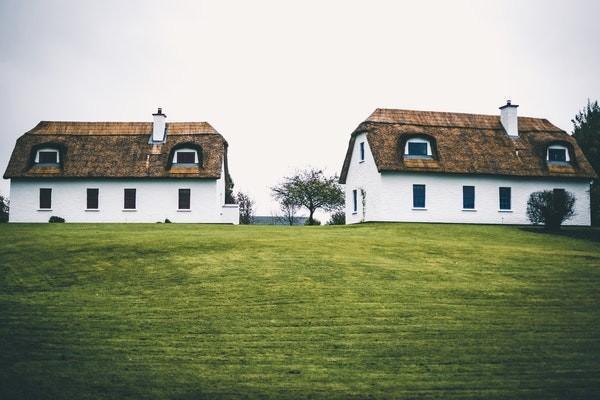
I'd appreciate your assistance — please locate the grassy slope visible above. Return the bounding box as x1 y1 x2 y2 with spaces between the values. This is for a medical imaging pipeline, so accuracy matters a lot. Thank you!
0 223 599 399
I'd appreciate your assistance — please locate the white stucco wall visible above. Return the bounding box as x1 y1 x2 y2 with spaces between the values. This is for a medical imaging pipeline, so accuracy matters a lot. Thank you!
9 178 233 223
344 135 592 226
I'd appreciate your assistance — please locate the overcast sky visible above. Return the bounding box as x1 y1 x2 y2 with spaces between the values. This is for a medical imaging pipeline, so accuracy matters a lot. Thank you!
1 0 599 216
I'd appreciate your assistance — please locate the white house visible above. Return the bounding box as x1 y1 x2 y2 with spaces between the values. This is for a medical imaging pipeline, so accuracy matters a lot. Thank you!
3 108 239 223
339 102 597 225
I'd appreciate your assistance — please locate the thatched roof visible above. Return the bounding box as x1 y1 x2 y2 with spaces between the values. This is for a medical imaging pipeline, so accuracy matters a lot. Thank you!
3 121 231 180
339 108 597 183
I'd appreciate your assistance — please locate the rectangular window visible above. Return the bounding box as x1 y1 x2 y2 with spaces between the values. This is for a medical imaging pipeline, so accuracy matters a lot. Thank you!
38 151 58 164
413 184 426 208
408 142 428 156
463 186 475 209
548 148 566 162
39 188 52 209
359 142 365 161
124 189 136 209
352 189 358 213
176 152 196 164
178 188 191 210
86 188 99 209
499 187 511 210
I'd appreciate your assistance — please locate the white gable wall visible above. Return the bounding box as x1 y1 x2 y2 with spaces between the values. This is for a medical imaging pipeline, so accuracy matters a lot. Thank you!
344 135 592 226
9 179 226 223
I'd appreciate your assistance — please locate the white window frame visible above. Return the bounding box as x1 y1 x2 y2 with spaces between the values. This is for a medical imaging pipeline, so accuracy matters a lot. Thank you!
35 148 60 164
404 138 432 156
174 148 199 164
546 145 570 162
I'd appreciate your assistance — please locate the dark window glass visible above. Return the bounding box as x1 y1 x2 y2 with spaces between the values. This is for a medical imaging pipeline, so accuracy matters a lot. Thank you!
38 151 58 163
499 187 511 210
352 189 358 212
179 189 191 210
463 186 475 209
548 148 566 162
359 142 365 161
408 142 428 156
124 189 136 209
413 184 426 208
39 188 52 209
176 151 196 164
87 188 99 209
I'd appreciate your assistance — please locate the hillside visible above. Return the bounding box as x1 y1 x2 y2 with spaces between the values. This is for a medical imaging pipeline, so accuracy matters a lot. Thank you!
1 223 599 399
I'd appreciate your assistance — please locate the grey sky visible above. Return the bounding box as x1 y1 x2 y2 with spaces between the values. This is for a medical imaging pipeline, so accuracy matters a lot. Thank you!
1 0 599 215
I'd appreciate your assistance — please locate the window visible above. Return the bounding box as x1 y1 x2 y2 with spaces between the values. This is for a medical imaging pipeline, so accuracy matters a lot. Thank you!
499 187 511 210
87 188 99 209
35 149 59 164
359 142 365 162
463 186 475 209
413 184 426 208
124 189 136 210
404 138 432 158
352 189 358 213
39 188 52 209
178 189 191 210
547 145 570 163
176 152 196 164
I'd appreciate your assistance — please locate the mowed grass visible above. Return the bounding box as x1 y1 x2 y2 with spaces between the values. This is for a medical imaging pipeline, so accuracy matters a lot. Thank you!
0 223 599 399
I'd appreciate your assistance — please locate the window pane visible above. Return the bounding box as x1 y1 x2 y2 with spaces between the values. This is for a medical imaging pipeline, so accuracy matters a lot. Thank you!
548 148 566 162
359 142 365 161
179 189 191 209
40 188 52 209
413 184 426 208
87 188 99 209
124 189 136 209
352 190 358 212
408 142 428 156
177 152 196 163
463 186 475 209
38 151 58 163
499 187 511 210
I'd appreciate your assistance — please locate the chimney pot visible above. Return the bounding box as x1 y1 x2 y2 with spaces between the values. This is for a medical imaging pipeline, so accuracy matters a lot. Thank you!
152 107 167 142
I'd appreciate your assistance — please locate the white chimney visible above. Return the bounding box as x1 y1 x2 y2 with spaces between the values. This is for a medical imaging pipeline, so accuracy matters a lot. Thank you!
152 107 167 142
499 100 519 137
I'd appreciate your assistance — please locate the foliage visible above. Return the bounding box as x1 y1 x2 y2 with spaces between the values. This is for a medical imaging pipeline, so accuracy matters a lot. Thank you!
526 190 575 230
0 223 599 398
164 219 172 223
48 216 65 223
235 191 255 225
279 197 299 226
304 217 321 226
0 195 8 223
572 99 600 225
272 168 344 225
327 211 346 225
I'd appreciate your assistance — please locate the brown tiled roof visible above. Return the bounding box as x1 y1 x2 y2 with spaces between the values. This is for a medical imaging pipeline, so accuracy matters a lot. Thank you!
339 108 597 183
3 121 230 180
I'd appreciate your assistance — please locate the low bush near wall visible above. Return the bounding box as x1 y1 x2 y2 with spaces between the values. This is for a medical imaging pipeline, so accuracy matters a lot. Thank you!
48 216 65 223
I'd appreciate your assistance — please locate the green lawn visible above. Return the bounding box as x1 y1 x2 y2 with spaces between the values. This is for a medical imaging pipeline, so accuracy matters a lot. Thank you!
0 223 599 399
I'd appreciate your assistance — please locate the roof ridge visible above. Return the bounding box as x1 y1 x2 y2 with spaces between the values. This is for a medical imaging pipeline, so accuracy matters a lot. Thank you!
371 107 552 122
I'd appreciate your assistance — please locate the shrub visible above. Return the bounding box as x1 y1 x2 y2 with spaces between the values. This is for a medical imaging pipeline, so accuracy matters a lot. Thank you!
304 218 321 226
526 190 575 230
327 211 345 225
164 218 172 223
49 216 65 223
0 195 8 223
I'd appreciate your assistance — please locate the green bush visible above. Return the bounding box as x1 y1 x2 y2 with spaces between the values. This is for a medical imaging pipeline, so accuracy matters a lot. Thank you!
327 211 345 225
526 190 575 230
49 216 65 223
304 218 321 226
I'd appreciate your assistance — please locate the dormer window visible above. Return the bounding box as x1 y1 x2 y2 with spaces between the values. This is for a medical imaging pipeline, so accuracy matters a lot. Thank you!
547 145 570 163
174 148 199 165
404 138 432 158
35 148 59 164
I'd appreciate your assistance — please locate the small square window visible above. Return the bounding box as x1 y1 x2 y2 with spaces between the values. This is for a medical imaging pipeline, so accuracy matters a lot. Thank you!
87 188 99 209
548 148 566 162
408 142 428 156
463 186 475 209
124 189 136 209
499 187 511 210
179 189 191 210
176 152 196 164
38 151 58 164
